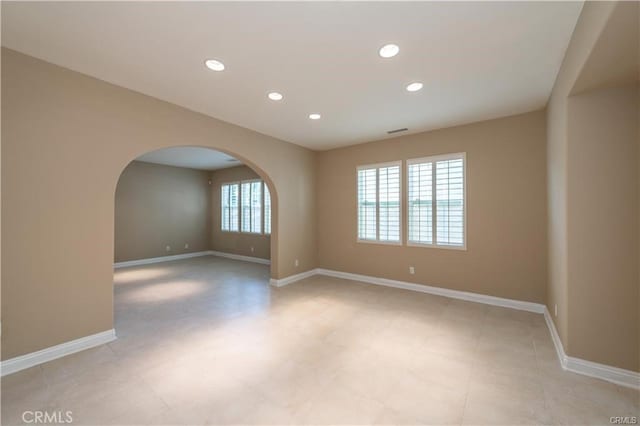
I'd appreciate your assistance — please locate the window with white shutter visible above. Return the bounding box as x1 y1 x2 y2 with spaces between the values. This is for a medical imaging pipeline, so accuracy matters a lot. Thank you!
357 168 377 240
264 183 271 235
407 153 466 249
357 162 401 244
221 182 239 232
241 180 262 233
408 162 433 244
221 180 272 235
436 157 465 246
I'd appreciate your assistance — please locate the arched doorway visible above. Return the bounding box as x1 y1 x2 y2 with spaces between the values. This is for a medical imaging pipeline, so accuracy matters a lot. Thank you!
113 146 278 278
111 146 279 338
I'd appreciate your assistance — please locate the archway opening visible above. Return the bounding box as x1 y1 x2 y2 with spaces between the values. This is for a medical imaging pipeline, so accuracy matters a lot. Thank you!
112 146 278 337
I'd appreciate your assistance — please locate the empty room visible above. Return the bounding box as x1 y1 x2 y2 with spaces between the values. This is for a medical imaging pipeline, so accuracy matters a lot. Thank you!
1 1 638 425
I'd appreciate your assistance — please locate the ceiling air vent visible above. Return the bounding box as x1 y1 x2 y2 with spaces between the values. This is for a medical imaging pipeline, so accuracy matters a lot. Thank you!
387 128 408 134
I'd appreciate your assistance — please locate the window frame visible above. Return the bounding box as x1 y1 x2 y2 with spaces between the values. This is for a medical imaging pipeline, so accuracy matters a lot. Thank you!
407 152 467 251
356 160 403 246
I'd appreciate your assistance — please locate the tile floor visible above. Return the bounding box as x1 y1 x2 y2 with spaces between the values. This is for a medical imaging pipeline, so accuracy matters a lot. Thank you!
2 256 638 425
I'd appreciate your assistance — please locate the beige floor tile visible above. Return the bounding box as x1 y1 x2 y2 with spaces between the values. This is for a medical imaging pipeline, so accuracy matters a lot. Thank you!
463 386 551 425
544 389 621 426
372 406 423 425
2 257 635 426
408 350 474 392
384 368 468 425
331 355 404 403
616 386 640 415
62 379 169 425
295 383 386 425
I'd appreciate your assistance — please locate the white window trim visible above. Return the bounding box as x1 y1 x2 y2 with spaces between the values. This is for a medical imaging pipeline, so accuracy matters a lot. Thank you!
221 181 240 233
241 178 262 184
356 160 403 246
407 152 467 251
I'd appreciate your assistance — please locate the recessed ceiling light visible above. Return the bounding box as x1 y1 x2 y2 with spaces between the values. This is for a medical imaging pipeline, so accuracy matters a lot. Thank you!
379 44 400 58
309 113 321 120
204 59 225 71
406 82 423 92
268 92 283 101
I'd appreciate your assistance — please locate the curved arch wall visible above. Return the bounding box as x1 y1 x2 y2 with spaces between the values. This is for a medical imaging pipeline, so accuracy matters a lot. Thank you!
1 48 317 359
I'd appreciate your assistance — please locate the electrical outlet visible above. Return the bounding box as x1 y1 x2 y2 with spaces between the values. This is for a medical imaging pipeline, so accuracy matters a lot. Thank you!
409 266 415 274
165 245 171 252
554 304 558 317
184 243 189 249
250 246 254 253
295 259 299 268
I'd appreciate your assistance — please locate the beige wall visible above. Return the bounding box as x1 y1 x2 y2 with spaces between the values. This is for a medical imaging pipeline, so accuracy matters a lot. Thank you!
114 161 212 262
546 93 570 344
1 48 316 360
210 166 271 260
316 110 548 303
546 1 639 371
566 84 639 371
546 1 616 347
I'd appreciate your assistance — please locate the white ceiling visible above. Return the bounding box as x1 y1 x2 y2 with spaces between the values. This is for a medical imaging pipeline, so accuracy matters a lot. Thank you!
1 1 583 150
137 147 240 171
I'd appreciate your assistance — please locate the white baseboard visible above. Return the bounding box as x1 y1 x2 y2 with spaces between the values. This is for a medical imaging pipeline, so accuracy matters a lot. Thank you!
565 356 640 390
1 329 116 377
543 307 568 366
114 251 270 269
544 309 639 390
270 269 318 287
209 250 271 265
315 268 545 313
114 251 212 268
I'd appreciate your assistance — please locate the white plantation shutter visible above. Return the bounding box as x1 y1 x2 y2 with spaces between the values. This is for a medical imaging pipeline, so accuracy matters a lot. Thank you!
241 180 262 233
436 158 464 246
379 165 401 242
358 168 377 240
357 162 401 243
408 162 433 244
222 184 230 230
221 183 239 232
250 181 262 233
241 182 251 232
407 154 465 248
230 184 239 231
264 183 271 235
